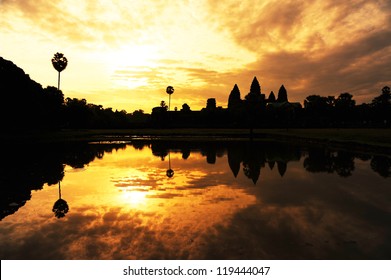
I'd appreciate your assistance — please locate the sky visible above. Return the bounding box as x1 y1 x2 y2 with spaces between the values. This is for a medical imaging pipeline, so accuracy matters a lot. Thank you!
1 0 391 113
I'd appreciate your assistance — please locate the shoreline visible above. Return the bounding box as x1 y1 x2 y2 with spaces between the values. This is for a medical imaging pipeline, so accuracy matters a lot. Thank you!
2 128 391 155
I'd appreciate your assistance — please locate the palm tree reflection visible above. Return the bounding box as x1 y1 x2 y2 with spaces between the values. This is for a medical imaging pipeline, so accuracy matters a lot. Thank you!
52 181 69 218
166 151 174 178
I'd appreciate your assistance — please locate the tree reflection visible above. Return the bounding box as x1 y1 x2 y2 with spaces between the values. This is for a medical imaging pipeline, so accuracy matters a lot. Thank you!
52 182 69 218
303 148 355 177
333 151 355 177
204 147 217 164
151 142 169 160
371 156 391 178
166 151 174 178
181 148 191 160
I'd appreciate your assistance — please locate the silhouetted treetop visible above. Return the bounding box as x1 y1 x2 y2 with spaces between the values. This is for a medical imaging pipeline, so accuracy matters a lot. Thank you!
382 86 390 95
372 86 391 107
51 52 68 73
335 93 355 109
160 100 168 110
181 103 191 112
166 86 174 95
304 95 331 110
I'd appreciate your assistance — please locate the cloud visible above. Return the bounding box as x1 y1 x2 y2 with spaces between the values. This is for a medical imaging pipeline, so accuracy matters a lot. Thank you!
208 0 390 51
246 29 391 102
1 0 390 111
206 0 391 103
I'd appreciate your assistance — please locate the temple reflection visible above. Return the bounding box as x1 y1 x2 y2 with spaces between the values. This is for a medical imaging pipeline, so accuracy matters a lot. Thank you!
0 140 391 260
1 141 390 220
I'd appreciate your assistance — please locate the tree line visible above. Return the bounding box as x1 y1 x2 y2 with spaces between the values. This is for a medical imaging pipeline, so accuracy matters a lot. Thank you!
1 56 390 129
0 57 149 129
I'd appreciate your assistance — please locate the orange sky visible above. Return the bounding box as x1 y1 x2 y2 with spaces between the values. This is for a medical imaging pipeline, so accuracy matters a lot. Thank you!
1 0 390 113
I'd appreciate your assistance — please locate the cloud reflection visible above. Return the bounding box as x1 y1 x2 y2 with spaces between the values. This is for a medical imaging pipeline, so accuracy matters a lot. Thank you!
0 141 390 259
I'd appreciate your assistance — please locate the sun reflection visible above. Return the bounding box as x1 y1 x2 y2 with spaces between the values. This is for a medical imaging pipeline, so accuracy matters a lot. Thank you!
120 188 149 206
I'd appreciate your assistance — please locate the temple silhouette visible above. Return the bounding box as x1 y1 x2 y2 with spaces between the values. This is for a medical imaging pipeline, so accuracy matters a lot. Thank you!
151 76 302 128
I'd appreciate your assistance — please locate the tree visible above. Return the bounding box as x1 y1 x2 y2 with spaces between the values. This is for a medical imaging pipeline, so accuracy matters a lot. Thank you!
370 86 391 126
41 86 65 127
304 95 334 126
51 52 68 90
181 103 191 112
43 86 64 108
382 86 390 95
160 100 168 110
335 92 355 109
372 86 391 108
166 86 174 111
304 95 330 110
326 96 335 107
333 93 356 126
277 85 288 103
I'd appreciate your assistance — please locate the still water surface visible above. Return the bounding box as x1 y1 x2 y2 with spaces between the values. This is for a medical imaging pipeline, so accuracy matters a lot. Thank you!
0 140 390 259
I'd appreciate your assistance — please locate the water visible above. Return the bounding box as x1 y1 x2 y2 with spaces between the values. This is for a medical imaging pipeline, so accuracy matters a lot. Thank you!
0 140 390 260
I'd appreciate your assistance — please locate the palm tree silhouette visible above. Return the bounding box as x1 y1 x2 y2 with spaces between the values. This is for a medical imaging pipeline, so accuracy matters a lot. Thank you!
52 181 69 218
166 86 174 112
166 151 174 178
51 52 68 90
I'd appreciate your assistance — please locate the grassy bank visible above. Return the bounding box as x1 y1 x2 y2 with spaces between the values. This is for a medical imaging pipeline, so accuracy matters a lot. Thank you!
2 128 391 153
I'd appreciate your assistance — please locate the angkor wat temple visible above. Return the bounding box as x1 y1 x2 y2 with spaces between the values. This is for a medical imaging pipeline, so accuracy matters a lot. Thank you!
152 76 302 128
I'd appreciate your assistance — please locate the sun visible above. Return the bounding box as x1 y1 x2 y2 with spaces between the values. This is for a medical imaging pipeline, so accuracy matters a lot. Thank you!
121 190 148 206
103 44 160 89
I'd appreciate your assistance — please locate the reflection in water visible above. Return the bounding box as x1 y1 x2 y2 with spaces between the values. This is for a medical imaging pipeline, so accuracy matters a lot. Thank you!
303 148 356 177
52 182 69 218
371 156 391 178
166 151 174 178
0 140 390 260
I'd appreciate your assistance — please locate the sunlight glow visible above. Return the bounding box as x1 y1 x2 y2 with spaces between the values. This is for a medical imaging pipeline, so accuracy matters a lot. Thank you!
1 0 389 111
121 189 149 206
106 45 160 70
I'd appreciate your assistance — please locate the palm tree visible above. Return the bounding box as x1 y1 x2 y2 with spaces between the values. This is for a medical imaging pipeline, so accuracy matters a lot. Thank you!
166 86 174 111
51 52 68 90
